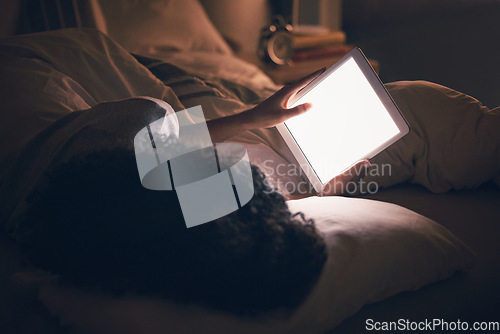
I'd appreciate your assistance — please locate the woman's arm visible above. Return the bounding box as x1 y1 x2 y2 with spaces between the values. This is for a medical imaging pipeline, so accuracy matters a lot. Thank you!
206 68 325 143
206 67 370 197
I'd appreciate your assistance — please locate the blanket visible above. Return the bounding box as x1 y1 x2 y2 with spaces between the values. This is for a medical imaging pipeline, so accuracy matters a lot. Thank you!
367 81 500 192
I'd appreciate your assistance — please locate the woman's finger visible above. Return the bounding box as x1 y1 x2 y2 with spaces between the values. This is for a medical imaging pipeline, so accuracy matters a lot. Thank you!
284 102 312 119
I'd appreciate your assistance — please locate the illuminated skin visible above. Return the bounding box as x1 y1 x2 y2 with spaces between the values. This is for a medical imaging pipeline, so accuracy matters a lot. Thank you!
206 68 370 197
205 69 322 143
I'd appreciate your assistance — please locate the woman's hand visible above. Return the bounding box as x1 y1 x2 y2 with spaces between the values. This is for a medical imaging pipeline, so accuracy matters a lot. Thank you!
206 68 325 143
240 67 326 129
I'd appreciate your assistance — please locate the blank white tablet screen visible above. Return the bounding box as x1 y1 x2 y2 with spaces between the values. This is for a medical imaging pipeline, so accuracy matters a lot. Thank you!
287 57 400 184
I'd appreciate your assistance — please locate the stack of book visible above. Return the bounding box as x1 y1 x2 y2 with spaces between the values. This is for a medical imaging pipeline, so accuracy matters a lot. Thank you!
256 28 379 84
290 29 353 62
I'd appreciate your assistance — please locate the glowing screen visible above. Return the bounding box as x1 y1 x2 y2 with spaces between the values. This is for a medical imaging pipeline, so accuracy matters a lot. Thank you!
287 57 400 184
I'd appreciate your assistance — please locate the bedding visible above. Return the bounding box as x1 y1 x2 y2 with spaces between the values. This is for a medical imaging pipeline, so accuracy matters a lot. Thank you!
0 28 182 163
363 81 500 192
0 28 498 334
30 197 474 334
334 183 500 333
98 0 233 55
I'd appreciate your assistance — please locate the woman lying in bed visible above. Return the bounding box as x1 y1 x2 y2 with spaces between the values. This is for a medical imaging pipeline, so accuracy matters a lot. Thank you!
1 29 373 319
12 70 498 320
10 69 366 317
1 29 498 322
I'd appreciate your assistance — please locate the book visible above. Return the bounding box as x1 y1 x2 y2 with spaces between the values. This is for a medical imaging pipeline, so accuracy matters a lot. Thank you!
291 30 346 50
262 56 380 84
291 44 354 62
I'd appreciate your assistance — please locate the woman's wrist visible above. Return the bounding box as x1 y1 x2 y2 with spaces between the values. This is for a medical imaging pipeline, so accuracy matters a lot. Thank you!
206 108 258 143
235 107 260 132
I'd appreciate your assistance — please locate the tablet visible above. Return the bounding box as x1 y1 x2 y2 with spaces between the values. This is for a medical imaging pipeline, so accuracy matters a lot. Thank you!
276 48 409 194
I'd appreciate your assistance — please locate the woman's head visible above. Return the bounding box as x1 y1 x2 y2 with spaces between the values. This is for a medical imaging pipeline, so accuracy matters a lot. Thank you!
22 148 327 316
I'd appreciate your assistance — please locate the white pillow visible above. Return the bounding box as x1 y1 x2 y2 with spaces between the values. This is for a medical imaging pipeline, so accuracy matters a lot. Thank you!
284 196 475 332
99 0 233 55
35 197 474 334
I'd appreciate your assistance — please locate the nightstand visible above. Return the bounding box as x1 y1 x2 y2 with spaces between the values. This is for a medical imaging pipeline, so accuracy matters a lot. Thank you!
238 52 380 85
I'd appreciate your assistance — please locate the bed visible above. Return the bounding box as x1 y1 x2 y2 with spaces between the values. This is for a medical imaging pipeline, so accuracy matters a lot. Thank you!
1 1 499 333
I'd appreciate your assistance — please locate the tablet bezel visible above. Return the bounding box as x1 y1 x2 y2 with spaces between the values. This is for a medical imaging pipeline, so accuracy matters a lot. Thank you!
276 47 410 194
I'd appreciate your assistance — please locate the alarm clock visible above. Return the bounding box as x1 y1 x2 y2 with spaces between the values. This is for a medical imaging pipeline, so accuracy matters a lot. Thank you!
258 16 294 66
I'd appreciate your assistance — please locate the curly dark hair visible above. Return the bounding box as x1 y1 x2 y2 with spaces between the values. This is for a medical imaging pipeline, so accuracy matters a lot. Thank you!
21 147 327 316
